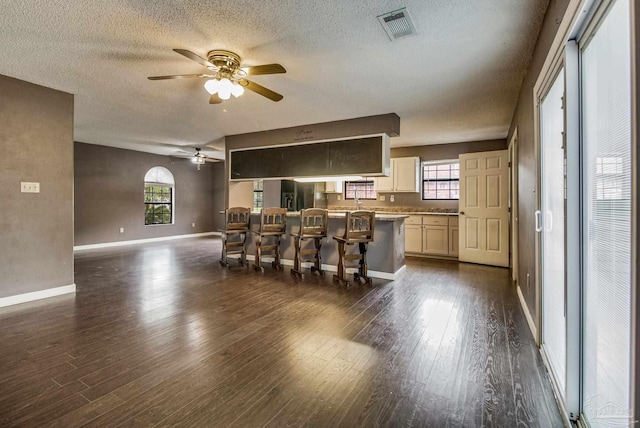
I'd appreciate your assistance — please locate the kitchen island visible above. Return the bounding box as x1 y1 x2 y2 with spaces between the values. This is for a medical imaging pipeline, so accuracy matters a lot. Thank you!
230 211 408 280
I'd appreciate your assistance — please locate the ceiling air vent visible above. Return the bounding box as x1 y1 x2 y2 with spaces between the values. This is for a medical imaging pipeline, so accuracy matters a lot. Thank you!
377 8 417 41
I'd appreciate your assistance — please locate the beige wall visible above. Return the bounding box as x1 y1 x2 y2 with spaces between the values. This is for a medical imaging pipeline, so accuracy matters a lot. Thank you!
507 0 571 324
326 139 506 210
0 75 74 298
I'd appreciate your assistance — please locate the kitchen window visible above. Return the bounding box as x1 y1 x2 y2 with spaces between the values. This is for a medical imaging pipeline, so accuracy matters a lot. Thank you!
144 166 175 225
345 179 377 200
422 160 459 200
253 180 264 212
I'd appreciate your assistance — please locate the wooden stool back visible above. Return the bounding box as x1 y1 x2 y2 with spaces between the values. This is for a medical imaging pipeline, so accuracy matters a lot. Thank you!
219 207 251 267
341 210 375 243
253 207 287 272
291 209 328 278
333 210 376 286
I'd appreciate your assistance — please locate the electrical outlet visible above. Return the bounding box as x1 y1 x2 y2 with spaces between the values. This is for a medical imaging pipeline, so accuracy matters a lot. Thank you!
119 227 124 234
379 195 386 201
337 195 341 201
21 182 40 193
192 222 196 228
390 195 395 202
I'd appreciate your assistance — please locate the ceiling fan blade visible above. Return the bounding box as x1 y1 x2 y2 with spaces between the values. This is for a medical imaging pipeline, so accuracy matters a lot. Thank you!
240 79 283 102
148 73 215 80
173 49 217 69
209 93 223 104
242 64 286 76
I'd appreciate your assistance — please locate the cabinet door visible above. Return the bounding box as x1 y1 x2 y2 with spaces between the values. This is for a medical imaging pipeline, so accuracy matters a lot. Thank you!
449 226 459 256
423 225 449 255
394 157 420 192
325 180 343 193
375 159 394 191
405 225 423 253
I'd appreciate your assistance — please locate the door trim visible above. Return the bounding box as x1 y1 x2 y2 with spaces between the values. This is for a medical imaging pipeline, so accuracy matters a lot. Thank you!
509 129 519 284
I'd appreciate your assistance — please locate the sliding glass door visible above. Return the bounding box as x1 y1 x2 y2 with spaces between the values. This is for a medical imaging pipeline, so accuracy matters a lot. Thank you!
580 0 633 425
540 67 567 399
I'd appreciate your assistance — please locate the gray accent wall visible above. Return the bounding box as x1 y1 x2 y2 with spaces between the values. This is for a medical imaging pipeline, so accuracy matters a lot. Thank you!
0 75 74 298
212 162 226 231
327 139 506 210
74 142 221 246
507 0 570 325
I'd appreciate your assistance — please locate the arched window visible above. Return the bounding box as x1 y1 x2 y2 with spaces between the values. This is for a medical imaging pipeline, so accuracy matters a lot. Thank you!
144 166 175 225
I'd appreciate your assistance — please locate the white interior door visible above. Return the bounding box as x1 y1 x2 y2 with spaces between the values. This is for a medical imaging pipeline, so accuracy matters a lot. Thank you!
458 150 509 267
539 67 567 398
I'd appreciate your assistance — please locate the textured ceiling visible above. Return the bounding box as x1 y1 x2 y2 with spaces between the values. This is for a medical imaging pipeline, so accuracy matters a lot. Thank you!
0 0 548 158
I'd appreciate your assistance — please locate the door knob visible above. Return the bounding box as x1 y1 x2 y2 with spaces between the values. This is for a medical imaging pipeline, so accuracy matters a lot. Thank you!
459 211 465 215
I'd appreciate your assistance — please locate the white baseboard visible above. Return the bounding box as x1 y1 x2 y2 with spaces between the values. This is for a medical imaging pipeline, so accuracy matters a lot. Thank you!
74 232 221 251
0 284 76 308
516 285 537 339
234 255 405 280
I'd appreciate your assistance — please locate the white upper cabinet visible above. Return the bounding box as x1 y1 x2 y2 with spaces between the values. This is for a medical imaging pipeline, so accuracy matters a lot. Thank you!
375 157 420 193
324 180 343 193
375 161 395 191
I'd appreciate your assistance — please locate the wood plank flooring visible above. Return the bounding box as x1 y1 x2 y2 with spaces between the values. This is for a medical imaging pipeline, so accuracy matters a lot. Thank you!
0 237 564 427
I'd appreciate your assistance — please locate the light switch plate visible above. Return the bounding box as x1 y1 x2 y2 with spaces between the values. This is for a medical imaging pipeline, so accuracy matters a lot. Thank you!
379 195 386 201
21 182 40 193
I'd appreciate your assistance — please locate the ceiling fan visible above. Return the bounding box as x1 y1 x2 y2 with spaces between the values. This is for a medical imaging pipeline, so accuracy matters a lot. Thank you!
182 147 225 170
148 49 286 104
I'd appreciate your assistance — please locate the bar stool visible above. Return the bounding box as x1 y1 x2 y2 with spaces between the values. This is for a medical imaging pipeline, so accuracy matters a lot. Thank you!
333 210 376 286
291 208 329 279
253 207 287 272
219 207 251 267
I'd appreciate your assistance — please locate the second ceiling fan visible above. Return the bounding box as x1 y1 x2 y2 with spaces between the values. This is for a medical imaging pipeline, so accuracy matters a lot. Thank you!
148 49 286 104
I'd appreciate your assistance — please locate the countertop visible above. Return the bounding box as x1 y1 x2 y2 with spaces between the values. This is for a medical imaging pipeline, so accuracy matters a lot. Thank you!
219 210 407 221
328 207 459 216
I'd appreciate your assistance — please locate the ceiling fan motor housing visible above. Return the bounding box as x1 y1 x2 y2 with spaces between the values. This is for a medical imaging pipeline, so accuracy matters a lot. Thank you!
207 50 243 76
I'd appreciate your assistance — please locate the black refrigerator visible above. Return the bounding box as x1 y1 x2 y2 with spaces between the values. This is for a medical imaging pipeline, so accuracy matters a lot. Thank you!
281 180 315 212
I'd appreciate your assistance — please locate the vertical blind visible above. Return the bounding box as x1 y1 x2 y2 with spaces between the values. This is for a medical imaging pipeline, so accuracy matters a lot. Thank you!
581 0 632 425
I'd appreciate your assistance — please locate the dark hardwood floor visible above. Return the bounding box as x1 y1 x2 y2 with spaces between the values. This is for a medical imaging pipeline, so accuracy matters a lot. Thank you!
0 237 563 427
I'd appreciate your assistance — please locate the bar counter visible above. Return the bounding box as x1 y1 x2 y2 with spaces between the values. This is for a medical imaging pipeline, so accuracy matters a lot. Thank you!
235 211 408 280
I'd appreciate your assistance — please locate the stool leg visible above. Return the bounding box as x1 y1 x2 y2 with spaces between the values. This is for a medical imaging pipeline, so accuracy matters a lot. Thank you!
273 235 283 270
311 238 324 276
219 232 228 267
333 241 349 286
291 236 303 278
355 242 372 286
253 236 264 272
239 232 247 266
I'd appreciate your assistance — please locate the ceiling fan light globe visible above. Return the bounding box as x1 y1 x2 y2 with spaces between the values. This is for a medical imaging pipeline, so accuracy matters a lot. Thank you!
218 87 232 100
219 77 232 90
204 79 220 95
230 82 244 97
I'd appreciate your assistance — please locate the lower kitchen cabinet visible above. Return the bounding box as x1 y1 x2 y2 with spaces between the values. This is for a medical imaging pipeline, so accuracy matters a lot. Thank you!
404 214 459 258
449 226 459 256
405 225 423 253
423 225 449 255
448 215 459 257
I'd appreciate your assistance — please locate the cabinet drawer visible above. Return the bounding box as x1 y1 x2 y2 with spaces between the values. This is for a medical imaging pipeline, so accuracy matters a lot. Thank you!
449 216 459 227
405 215 423 225
423 216 449 226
